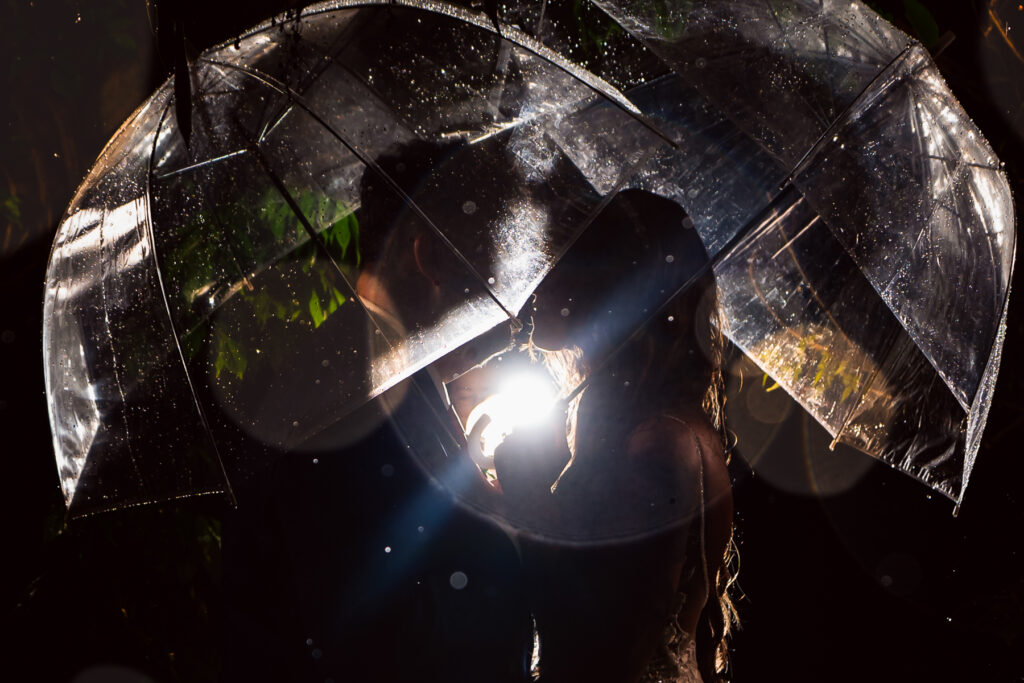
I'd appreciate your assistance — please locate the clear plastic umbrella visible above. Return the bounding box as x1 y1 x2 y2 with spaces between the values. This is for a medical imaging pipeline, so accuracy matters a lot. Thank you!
43 0 1013 517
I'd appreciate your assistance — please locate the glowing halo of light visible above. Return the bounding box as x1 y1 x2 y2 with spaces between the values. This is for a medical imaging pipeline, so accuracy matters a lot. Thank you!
464 370 558 462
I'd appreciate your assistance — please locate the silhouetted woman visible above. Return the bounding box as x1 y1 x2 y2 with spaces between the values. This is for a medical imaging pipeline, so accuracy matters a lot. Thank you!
492 190 738 683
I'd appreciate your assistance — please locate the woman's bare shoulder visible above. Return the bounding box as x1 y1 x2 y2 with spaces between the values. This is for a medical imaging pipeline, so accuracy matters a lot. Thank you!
628 410 724 467
627 410 732 520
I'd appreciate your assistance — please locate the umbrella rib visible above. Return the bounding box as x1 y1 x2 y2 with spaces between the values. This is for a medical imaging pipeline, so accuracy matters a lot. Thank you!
764 0 796 54
144 98 238 508
779 44 915 190
257 7 367 143
198 56 523 327
535 0 550 38
827 322 912 451
251 148 467 448
769 214 820 260
743 212 903 450
924 155 1002 172
154 148 250 180
413 0 679 149
250 145 401 351
760 203 871 384
94 202 148 503
217 0 678 150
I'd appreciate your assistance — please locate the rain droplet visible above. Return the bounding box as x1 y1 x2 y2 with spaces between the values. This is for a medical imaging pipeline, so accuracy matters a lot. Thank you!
321 359 330 367
292 420 300 428
449 571 468 590
560 308 570 317
667 315 675 322
417 525 424 533
384 546 392 554
306 638 313 646
381 463 394 477
487 277 496 285
312 458 319 465
665 254 675 263
462 200 477 215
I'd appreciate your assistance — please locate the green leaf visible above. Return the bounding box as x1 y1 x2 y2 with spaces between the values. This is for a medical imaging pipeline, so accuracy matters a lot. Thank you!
214 330 246 380
309 291 325 328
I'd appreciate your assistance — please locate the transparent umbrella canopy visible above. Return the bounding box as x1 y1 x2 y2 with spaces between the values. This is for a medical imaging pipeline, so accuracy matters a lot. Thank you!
43 0 1014 518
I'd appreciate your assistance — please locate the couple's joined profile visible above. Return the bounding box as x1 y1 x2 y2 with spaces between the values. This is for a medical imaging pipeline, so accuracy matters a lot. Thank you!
222 140 736 683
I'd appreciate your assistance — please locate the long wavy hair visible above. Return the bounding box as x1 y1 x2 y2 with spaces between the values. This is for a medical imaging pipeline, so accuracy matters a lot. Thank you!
533 189 739 682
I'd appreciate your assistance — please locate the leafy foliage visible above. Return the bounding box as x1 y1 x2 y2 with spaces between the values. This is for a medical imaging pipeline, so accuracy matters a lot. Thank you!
169 187 361 378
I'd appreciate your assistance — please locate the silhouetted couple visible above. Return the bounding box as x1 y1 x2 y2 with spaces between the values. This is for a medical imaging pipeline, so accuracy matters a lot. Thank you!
223 141 734 682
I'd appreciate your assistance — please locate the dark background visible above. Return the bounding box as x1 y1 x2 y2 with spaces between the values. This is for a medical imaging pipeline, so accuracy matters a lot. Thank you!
1 1 1022 681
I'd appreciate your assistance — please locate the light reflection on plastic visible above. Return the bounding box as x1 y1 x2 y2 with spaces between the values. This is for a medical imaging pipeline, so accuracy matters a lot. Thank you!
491 197 550 311
53 328 101 504
57 199 149 274
369 294 501 397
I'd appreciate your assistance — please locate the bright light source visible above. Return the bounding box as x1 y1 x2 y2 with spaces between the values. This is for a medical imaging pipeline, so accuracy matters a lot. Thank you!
464 369 557 461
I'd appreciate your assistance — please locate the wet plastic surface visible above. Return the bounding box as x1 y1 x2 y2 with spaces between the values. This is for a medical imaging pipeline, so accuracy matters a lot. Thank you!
43 0 1014 517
